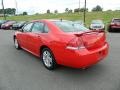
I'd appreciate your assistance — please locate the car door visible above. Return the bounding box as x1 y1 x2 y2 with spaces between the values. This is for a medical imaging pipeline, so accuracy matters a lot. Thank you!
26 22 45 56
17 23 33 50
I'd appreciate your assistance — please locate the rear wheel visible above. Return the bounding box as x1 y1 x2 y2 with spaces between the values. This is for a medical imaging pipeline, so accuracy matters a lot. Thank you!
108 26 112 32
10 26 13 30
14 38 21 49
41 48 57 70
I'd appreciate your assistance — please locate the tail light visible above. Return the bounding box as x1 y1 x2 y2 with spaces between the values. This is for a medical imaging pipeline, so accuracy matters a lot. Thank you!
66 37 85 50
110 23 116 26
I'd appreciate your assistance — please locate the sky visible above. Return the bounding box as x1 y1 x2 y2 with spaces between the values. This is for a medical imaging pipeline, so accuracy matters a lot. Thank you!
0 0 120 14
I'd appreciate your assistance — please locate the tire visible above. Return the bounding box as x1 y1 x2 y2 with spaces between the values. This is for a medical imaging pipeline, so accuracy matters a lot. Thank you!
41 48 57 70
10 26 13 30
108 26 112 32
14 38 21 50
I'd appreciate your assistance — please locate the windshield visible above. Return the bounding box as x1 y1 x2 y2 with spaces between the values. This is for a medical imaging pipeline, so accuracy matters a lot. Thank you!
73 23 89 31
74 21 84 25
16 21 25 25
53 21 89 32
0 20 6 23
91 20 103 24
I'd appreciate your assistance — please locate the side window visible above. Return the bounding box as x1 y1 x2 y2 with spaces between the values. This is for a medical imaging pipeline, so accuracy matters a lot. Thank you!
44 24 49 33
23 23 33 32
32 22 44 33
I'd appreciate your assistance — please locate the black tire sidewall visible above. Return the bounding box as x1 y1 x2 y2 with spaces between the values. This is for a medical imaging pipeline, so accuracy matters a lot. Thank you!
14 38 21 49
108 26 112 32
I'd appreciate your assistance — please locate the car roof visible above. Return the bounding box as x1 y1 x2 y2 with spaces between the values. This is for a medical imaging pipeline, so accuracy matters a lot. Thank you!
31 19 70 22
112 18 120 20
112 18 120 21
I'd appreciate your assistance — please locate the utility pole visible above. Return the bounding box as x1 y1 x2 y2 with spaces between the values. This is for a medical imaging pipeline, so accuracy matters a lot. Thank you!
1 0 6 20
79 0 80 14
84 0 86 25
15 0 18 15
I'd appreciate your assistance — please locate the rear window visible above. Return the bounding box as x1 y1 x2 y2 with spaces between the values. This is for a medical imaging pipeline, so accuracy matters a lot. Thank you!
7 21 16 24
53 21 89 32
113 19 120 23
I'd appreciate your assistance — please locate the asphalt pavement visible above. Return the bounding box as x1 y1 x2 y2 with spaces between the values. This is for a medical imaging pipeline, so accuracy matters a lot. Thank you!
0 30 120 90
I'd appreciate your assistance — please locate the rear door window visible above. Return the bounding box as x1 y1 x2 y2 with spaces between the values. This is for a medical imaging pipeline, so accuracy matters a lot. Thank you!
31 22 44 33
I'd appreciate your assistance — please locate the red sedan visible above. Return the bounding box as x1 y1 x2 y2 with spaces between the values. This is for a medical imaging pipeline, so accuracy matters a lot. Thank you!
108 18 120 32
14 20 109 70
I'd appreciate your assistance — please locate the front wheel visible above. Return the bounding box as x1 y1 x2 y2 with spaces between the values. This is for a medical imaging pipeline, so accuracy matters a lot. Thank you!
41 48 57 70
14 38 21 49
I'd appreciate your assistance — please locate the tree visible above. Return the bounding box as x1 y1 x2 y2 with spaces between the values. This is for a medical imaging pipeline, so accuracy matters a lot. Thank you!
23 12 28 15
0 8 16 15
54 10 58 14
74 8 79 13
80 8 88 12
65 8 69 13
68 9 73 13
35 13 39 15
92 5 103 12
114 10 120 12
47 9 50 14
74 8 88 13
106 9 112 12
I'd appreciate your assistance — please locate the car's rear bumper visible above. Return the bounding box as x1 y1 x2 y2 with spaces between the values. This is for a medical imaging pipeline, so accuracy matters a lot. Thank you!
1 26 10 29
57 43 109 68
112 28 120 30
110 27 120 32
111 26 120 29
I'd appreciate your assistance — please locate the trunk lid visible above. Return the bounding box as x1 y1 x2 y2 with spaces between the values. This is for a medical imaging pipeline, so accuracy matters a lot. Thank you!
73 30 106 50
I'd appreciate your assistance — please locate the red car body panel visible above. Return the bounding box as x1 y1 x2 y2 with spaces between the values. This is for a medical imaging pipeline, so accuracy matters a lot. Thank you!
14 20 109 68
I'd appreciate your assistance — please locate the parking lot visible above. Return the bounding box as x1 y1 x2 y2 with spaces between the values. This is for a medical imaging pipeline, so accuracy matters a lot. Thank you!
0 30 120 90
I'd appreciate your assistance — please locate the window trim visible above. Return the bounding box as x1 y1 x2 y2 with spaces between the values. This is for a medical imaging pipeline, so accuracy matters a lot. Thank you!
22 22 34 32
31 22 45 33
43 24 49 33
22 21 50 33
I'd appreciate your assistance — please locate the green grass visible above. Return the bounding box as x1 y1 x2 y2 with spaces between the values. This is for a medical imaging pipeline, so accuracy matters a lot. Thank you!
0 11 120 30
